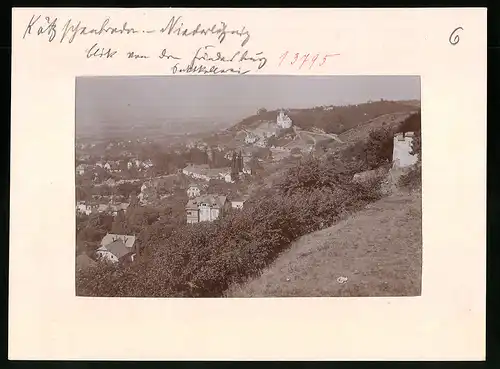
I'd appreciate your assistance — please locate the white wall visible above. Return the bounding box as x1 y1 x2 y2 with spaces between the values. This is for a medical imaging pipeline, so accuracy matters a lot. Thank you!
96 250 118 263
392 135 418 168
198 205 221 222
231 201 244 209
187 187 201 197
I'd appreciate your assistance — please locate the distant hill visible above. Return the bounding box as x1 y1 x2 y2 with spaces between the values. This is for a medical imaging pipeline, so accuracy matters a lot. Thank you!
229 100 420 135
76 118 235 140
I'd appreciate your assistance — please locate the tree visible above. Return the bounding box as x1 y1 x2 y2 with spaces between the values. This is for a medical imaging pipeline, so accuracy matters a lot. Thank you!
189 148 209 165
76 186 91 202
363 127 393 169
266 136 278 147
249 156 263 175
231 152 239 181
111 210 129 234
411 131 422 162
237 151 244 173
129 192 139 207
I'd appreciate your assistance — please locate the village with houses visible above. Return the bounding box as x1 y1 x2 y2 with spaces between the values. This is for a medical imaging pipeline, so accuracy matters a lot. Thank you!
76 97 422 298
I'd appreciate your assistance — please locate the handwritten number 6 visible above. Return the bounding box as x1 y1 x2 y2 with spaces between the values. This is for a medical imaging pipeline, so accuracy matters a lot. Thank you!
449 27 463 45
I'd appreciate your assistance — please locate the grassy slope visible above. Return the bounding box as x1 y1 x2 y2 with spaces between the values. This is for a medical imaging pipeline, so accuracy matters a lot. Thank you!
225 188 422 297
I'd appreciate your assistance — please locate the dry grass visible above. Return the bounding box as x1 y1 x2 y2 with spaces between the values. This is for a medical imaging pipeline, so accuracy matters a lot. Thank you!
225 189 422 297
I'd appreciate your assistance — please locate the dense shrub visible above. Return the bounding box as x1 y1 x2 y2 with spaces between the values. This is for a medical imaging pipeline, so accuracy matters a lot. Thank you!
76 156 383 297
398 164 422 189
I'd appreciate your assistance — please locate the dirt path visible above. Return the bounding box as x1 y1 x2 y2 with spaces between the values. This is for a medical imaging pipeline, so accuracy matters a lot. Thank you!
226 190 422 297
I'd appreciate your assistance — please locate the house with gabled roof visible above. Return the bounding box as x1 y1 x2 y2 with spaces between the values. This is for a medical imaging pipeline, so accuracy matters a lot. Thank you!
185 194 229 224
230 195 250 210
187 183 201 198
100 233 136 249
96 233 137 264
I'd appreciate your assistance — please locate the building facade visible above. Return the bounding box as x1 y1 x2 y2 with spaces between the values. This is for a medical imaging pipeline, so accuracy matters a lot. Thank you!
277 110 293 129
186 195 229 224
187 184 201 198
392 132 418 169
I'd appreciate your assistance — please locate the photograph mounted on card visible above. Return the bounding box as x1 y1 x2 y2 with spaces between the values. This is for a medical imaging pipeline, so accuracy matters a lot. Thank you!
10 8 486 361
74 75 422 299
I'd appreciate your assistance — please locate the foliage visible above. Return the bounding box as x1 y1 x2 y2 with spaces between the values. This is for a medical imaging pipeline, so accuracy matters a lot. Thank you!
363 126 394 169
398 164 422 189
115 182 142 199
76 155 383 298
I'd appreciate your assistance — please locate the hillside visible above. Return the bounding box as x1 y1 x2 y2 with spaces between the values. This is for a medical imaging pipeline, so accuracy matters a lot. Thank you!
228 100 419 134
225 189 422 297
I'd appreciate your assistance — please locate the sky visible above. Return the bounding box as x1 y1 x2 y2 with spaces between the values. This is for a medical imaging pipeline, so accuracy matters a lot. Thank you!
76 75 421 132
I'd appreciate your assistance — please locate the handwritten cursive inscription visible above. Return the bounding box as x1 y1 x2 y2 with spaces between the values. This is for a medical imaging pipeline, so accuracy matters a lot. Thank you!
21 13 268 75
171 62 250 75
86 43 118 58
127 51 149 59
61 18 139 44
23 15 140 44
159 49 181 60
160 16 251 47
23 15 58 42
191 45 267 70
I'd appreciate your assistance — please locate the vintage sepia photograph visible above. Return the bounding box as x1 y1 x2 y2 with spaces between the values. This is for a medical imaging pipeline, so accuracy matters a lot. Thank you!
75 75 422 298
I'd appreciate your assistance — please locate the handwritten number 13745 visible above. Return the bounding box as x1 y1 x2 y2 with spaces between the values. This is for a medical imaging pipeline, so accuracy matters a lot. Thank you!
278 51 340 69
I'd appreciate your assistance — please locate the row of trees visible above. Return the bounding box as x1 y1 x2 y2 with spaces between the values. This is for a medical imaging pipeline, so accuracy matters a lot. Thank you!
76 181 143 202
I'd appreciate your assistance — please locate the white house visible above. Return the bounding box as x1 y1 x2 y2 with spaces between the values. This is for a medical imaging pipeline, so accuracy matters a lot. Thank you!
277 110 293 129
95 239 136 264
100 233 136 249
96 233 136 264
392 132 418 169
182 165 212 182
231 196 249 210
255 139 267 148
76 201 93 215
104 162 111 171
242 166 252 175
244 132 259 144
187 184 201 198
76 164 86 176
218 169 234 183
186 195 229 224
109 203 130 216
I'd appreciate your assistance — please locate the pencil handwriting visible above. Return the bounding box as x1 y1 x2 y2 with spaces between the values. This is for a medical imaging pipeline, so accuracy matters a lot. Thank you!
22 14 251 46
86 43 118 59
159 16 251 47
21 13 266 74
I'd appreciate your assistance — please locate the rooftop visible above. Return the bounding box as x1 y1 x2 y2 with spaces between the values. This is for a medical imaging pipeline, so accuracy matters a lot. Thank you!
98 239 133 260
100 233 136 248
186 194 227 209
